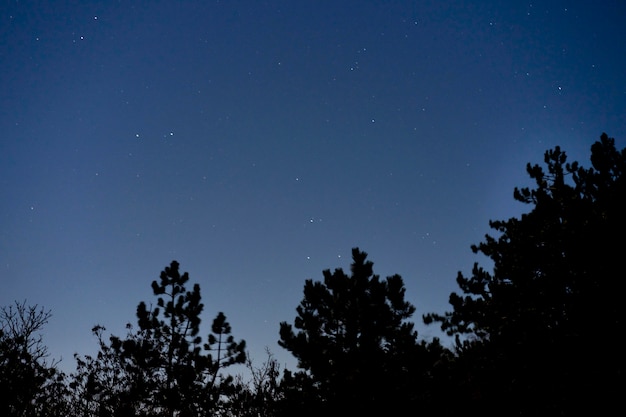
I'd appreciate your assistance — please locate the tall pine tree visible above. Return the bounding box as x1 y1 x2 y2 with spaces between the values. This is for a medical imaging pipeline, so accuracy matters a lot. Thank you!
425 133 626 415
71 261 246 417
279 248 448 415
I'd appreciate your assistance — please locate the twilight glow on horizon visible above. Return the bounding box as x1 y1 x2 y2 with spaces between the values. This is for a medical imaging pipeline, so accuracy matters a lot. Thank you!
1 0 625 373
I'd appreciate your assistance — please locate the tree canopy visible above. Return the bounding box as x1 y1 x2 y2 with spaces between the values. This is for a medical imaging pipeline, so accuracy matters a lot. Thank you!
3 133 624 416
425 133 626 415
71 261 246 417
279 248 447 415
0 301 70 417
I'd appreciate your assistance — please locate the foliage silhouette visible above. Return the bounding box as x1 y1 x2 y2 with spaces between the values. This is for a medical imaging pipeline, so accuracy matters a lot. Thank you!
425 133 626 415
279 248 448 415
70 261 246 417
7 134 623 417
226 348 283 417
0 301 70 417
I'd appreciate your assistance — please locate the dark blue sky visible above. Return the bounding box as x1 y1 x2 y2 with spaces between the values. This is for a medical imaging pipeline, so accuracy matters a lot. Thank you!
2 0 625 373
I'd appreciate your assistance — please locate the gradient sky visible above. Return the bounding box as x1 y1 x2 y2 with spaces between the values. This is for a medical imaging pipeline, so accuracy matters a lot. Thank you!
2 0 625 374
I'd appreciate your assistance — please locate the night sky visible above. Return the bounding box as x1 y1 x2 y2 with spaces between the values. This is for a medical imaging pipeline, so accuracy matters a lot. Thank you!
2 1 625 374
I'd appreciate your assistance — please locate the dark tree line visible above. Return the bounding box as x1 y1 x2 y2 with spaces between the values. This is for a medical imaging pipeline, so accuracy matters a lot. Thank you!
69 261 246 416
424 132 625 415
0 301 71 417
277 247 449 416
1 133 623 416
